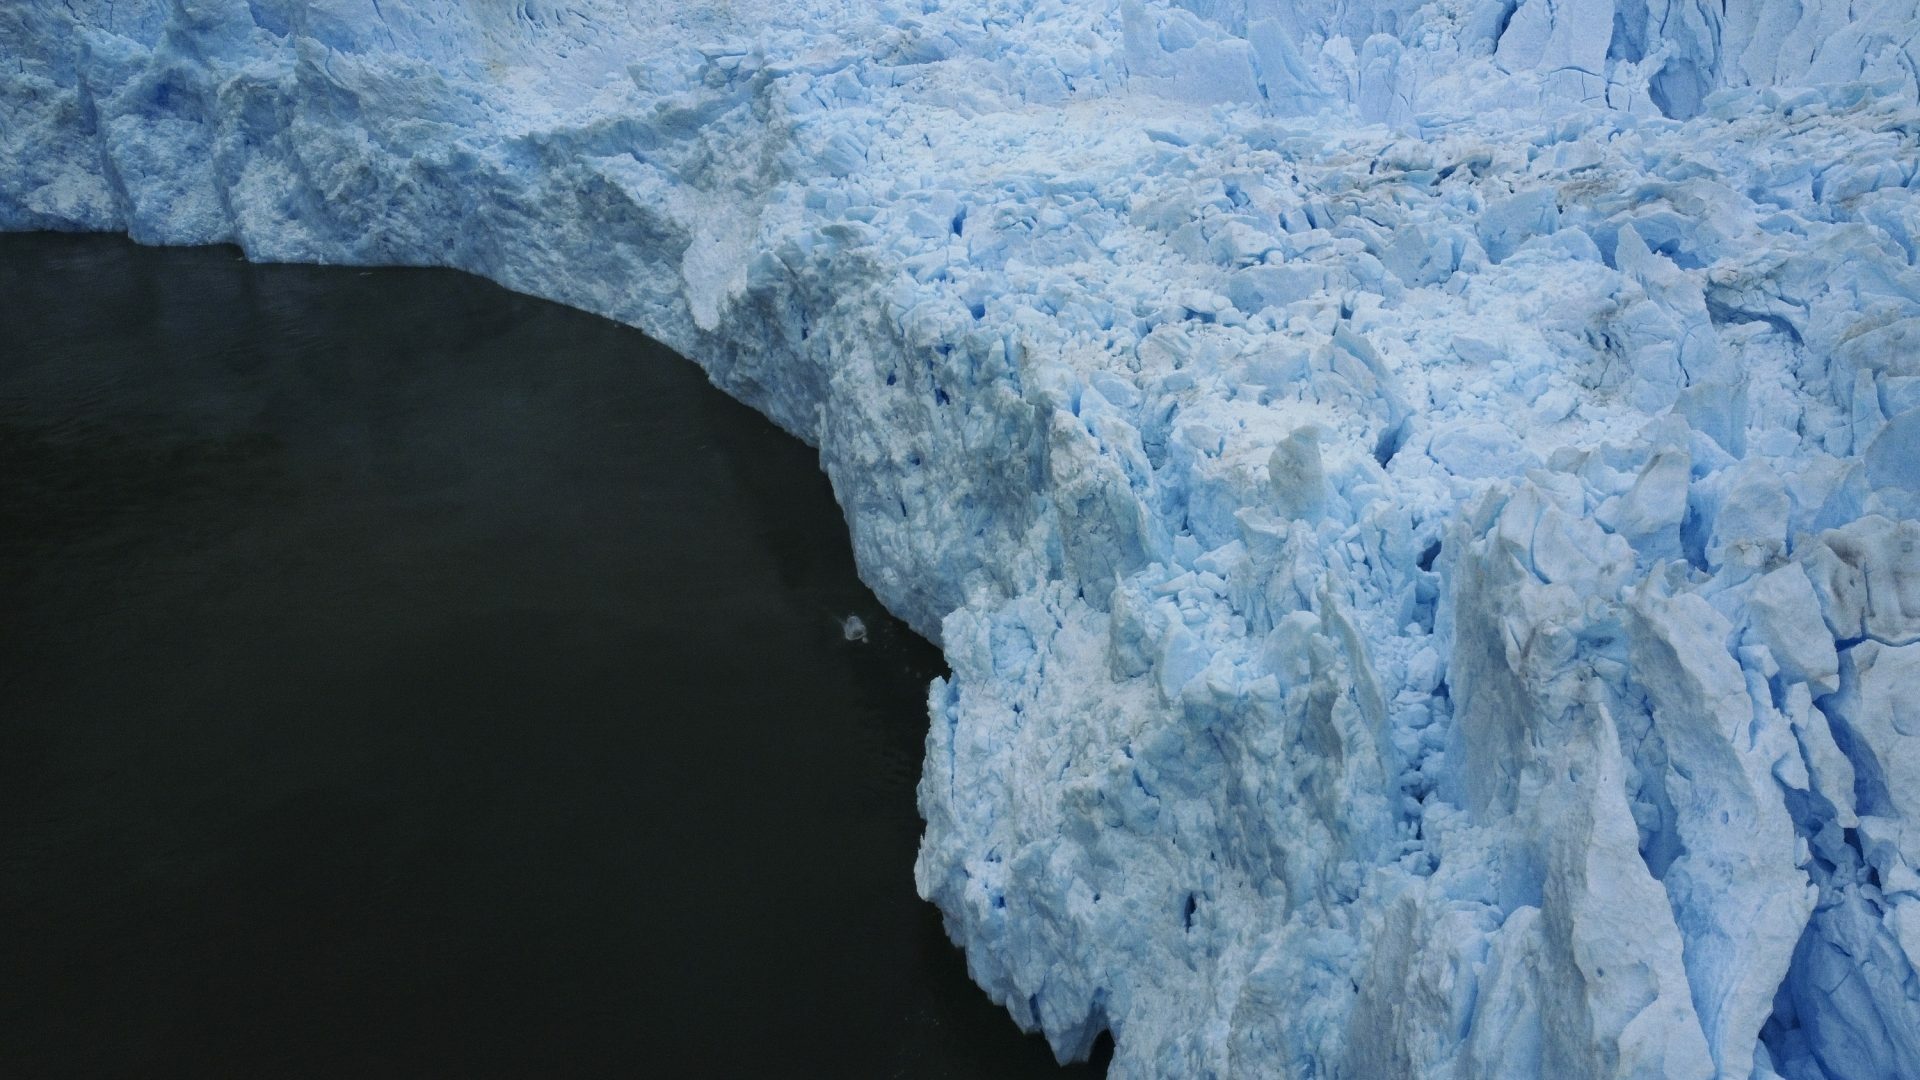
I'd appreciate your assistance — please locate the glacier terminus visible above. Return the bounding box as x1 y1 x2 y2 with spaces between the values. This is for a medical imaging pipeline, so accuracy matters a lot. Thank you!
6 0 1920 1075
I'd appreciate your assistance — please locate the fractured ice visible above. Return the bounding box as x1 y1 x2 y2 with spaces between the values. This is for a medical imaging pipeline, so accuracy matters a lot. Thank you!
6 0 1920 1075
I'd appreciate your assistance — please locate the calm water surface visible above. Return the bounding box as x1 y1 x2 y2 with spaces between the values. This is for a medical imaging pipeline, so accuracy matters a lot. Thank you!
0 233 1106 1078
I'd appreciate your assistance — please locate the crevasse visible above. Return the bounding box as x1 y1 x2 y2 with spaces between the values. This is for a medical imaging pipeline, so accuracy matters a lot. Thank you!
7 0 1920 1075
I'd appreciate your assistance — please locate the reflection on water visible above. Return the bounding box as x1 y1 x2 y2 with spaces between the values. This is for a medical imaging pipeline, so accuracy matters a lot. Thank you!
0 232 1107 1077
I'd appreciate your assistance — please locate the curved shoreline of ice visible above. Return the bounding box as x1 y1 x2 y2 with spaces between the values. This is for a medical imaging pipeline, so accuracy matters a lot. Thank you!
8 1 1920 1075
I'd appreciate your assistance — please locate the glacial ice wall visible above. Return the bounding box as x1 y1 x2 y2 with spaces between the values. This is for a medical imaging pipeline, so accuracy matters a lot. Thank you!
7 0 1920 1076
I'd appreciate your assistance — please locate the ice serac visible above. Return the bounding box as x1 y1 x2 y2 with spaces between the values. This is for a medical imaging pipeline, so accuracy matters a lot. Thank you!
5 0 1920 1075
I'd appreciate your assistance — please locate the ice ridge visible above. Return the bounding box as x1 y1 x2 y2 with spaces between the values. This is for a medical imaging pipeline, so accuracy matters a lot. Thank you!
6 0 1920 1076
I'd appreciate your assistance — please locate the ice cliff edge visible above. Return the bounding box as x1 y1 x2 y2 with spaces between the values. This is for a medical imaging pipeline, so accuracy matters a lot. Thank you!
7 0 1920 1076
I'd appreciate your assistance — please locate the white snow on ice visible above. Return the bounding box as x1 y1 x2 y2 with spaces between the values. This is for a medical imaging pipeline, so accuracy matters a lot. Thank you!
7 0 1920 1075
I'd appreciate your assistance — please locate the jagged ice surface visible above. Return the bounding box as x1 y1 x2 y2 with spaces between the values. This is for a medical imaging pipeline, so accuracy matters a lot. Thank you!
7 0 1920 1075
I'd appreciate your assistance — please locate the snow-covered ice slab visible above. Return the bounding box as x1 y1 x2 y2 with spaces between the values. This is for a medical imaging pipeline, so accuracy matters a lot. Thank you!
7 0 1920 1075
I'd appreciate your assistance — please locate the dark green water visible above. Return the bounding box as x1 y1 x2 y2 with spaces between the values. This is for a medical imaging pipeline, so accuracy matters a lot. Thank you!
0 232 1106 1078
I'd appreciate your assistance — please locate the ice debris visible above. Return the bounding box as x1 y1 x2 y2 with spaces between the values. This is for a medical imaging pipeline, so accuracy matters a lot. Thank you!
6 0 1920 1075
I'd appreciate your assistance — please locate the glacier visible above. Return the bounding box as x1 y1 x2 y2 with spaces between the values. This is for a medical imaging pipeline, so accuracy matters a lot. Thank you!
6 0 1920 1075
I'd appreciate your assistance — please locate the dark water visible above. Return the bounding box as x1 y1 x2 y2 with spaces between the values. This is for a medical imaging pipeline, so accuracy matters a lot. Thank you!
0 233 1105 1078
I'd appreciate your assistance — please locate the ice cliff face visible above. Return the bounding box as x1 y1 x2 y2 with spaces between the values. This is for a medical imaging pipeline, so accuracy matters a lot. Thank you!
7 0 1920 1075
